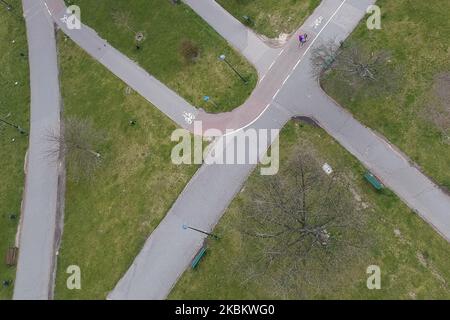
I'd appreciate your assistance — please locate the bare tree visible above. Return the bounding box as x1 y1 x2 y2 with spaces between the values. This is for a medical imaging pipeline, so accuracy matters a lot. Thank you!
180 39 200 63
311 40 398 94
338 43 392 81
425 73 450 144
46 117 104 179
427 106 450 144
310 38 341 79
239 150 367 283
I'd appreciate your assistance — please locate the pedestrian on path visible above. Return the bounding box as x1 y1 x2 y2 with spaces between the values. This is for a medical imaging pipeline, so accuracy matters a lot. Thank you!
299 33 308 47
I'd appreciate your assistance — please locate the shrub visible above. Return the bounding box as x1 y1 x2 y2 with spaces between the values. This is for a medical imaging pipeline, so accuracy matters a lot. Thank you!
180 39 200 63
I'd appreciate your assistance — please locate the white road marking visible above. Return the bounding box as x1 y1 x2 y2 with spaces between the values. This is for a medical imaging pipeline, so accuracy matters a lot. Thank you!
259 74 266 83
207 0 349 137
313 16 324 29
268 60 276 70
222 103 272 137
293 0 347 70
43 2 52 16
272 88 280 100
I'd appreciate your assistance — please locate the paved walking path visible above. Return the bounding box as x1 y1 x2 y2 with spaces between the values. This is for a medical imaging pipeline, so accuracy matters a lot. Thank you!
13 0 61 300
110 0 449 300
108 102 290 300
277 80 450 244
183 0 281 77
18 0 450 300
109 0 450 299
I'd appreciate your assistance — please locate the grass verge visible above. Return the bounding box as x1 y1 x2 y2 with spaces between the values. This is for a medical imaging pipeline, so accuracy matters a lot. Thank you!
169 121 450 299
0 0 29 300
217 0 321 39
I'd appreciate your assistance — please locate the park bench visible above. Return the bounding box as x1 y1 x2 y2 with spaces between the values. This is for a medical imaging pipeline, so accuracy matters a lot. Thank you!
191 243 207 269
5 247 18 267
364 171 384 191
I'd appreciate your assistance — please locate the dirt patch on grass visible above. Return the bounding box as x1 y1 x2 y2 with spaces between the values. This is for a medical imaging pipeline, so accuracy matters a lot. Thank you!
434 73 450 104
423 72 450 144
417 251 449 290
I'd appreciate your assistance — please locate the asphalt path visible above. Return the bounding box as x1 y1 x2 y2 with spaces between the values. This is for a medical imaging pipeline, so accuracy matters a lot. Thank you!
110 0 450 299
13 0 61 300
17 0 450 300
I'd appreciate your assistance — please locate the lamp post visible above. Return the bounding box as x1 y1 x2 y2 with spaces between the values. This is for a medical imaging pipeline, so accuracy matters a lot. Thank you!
182 224 220 240
0 117 27 135
219 54 247 84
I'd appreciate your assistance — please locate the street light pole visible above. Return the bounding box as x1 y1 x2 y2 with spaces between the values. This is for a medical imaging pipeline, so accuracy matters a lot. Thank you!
0 117 27 135
219 54 248 84
182 224 220 240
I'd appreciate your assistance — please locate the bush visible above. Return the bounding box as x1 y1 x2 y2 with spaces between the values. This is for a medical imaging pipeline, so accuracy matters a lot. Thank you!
180 39 199 63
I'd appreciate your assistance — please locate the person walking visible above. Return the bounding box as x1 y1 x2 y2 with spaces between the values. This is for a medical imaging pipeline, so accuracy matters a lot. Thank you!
299 33 308 47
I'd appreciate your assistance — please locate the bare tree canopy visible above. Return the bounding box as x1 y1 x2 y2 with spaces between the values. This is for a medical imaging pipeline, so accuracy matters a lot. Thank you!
240 150 368 284
311 39 399 94
46 117 104 179
180 39 200 63
310 38 341 79
424 72 450 144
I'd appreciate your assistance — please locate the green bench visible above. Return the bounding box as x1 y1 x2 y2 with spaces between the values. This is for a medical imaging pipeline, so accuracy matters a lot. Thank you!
364 171 383 191
191 245 207 269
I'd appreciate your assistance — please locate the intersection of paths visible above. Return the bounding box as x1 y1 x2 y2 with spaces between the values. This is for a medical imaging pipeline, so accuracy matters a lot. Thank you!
18 0 450 299
110 0 450 299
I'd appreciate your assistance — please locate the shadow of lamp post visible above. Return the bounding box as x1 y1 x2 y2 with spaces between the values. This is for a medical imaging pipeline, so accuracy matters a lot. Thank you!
182 224 220 240
219 54 248 84
0 117 27 135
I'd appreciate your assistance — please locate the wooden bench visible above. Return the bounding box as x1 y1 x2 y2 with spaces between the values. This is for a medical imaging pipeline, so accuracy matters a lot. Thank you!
5 247 18 267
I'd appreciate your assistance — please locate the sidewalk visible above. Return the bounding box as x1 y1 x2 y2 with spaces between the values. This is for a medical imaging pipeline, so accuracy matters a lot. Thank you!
183 0 281 77
30 0 450 301
108 103 289 300
13 0 61 300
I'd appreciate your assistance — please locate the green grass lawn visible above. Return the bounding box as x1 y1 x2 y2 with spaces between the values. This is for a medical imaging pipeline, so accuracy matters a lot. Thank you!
321 0 450 190
217 0 321 39
170 121 450 299
53 34 198 299
0 1 29 300
65 0 256 113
